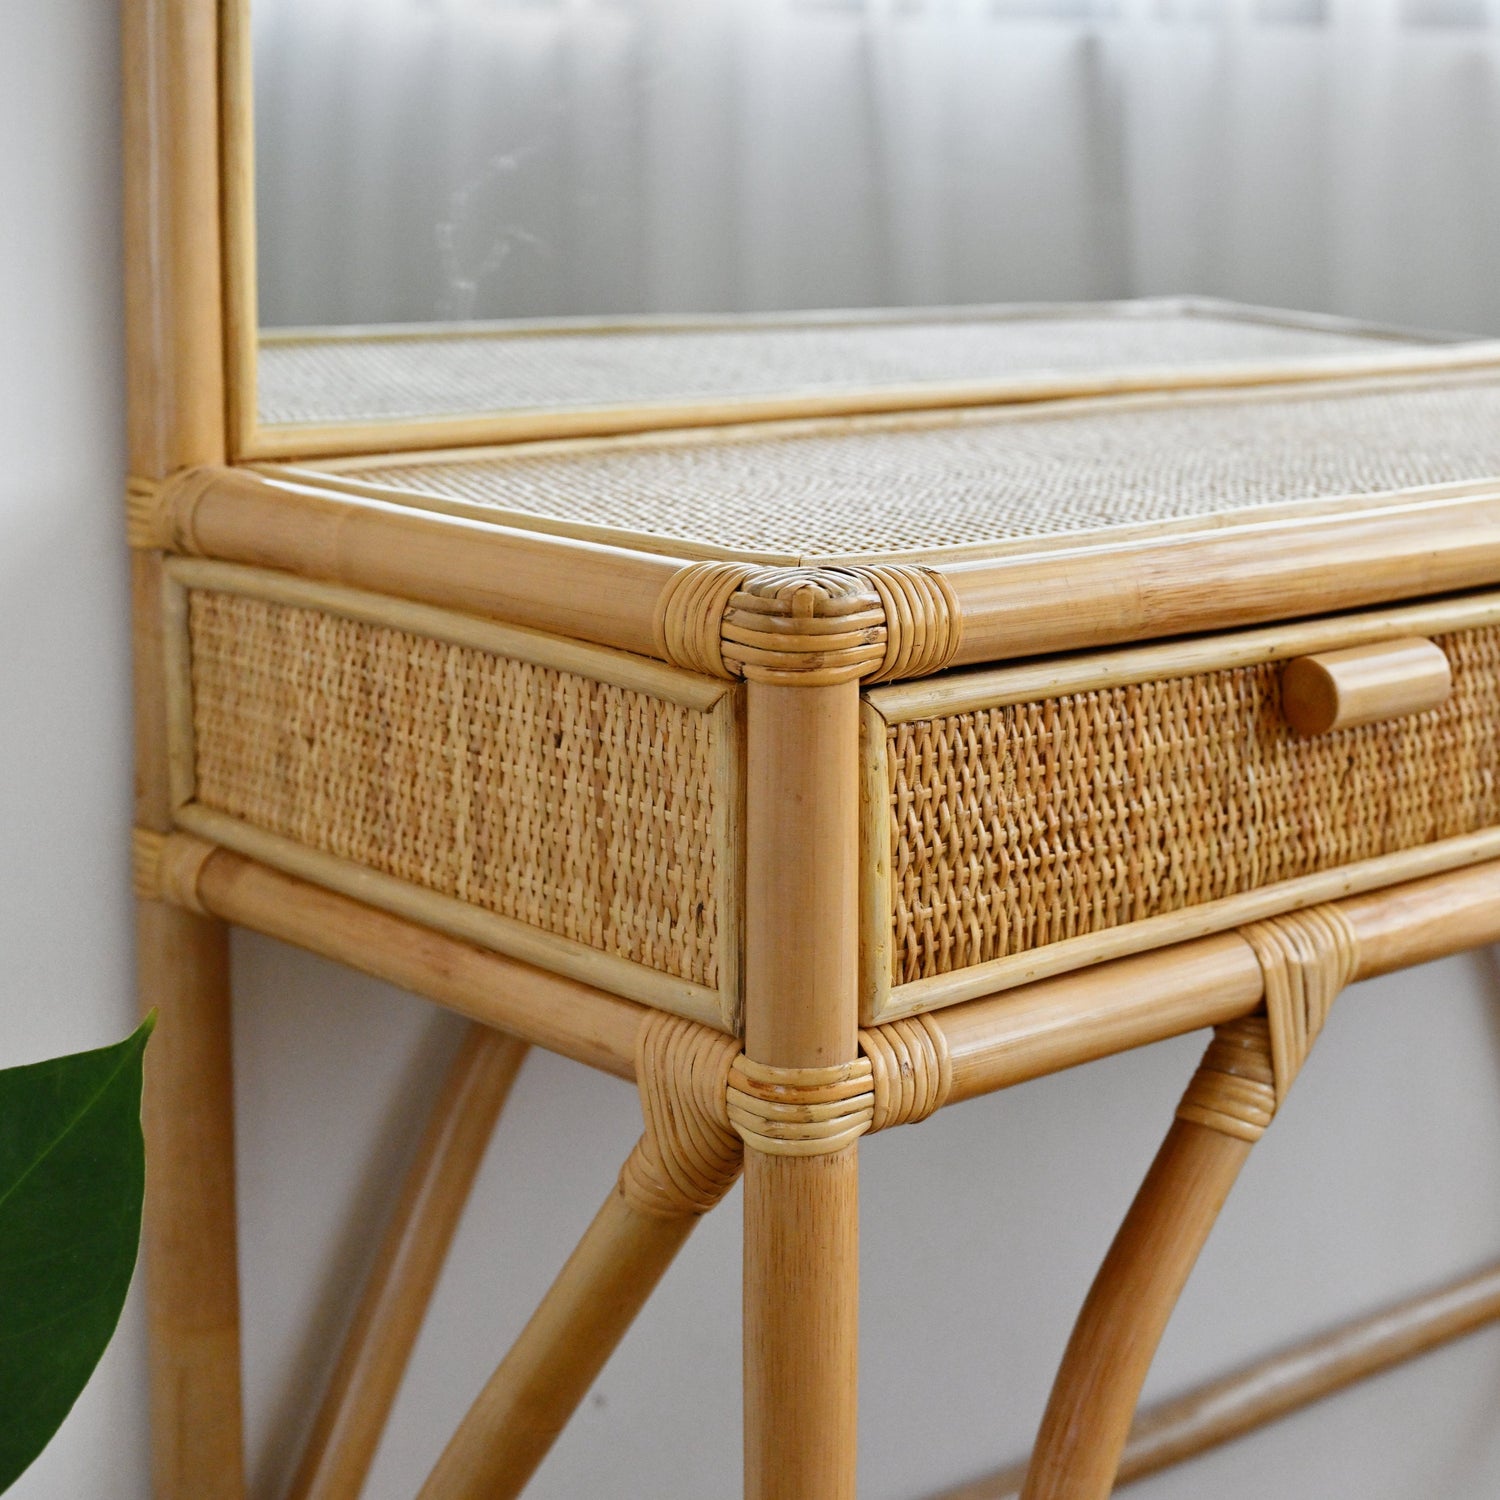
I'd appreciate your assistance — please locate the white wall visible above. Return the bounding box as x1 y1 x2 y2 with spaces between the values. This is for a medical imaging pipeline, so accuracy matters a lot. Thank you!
10 5 1500 1499
0 3 150 1496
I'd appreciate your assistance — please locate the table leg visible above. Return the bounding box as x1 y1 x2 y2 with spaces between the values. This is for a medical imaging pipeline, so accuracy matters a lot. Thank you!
742 680 864 1500
421 1012 743 1498
138 895 246 1500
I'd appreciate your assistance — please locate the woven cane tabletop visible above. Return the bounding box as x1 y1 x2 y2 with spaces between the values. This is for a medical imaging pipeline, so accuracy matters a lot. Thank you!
256 298 1438 430
281 366 1500 565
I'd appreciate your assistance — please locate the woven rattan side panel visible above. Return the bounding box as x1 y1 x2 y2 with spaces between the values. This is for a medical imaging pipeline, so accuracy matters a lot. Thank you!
883 627 1500 1001
185 587 734 1018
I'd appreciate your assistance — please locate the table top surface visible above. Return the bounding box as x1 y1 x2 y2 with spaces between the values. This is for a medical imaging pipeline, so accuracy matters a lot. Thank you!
255 297 1454 443
276 363 1500 567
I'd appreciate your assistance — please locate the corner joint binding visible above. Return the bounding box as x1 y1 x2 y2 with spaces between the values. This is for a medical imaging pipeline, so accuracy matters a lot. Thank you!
655 561 960 686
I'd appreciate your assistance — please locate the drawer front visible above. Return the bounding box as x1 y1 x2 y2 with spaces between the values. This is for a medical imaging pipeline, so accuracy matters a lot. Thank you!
163 560 742 1031
864 598 1500 1022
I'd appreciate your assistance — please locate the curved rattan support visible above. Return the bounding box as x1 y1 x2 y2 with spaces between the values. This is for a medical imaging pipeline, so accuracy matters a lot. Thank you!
1021 905 1359 1500
656 560 961 684
419 1013 742 1500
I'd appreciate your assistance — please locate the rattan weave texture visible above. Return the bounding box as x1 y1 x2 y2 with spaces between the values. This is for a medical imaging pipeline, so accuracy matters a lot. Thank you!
315 375 1500 559
187 590 723 986
257 310 1404 427
885 627 1500 987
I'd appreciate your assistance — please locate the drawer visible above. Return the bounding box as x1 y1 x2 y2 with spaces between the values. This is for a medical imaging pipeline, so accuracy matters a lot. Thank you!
862 593 1500 1023
159 559 744 1032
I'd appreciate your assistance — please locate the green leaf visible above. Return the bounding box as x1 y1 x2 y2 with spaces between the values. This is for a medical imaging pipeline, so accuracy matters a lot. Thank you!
0 1014 154 1493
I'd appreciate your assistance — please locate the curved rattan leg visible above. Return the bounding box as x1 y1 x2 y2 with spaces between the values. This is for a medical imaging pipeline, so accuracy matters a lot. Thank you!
1020 1099 1256 1500
418 1015 742 1499
1022 904 1359 1499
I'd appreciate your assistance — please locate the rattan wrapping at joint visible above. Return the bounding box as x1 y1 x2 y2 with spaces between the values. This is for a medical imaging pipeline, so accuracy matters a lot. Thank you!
727 1056 876 1157
658 560 960 683
1177 905 1359 1141
1241 905 1359 1103
1177 1016 1279 1143
619 1015 742 1218
861 1014 953 1130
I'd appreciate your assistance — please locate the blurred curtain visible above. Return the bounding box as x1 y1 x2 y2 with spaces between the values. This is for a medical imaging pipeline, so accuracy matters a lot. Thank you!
253 0 1500 333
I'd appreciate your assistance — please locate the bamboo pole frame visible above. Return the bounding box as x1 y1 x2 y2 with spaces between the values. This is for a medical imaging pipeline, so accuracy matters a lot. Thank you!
156 834 1500 1121
186 842 645 1081
128 5 1500 1488
124 0 246 1493
142 830 1500 1496
1021 1111 1255 1500
415 1176 703 1499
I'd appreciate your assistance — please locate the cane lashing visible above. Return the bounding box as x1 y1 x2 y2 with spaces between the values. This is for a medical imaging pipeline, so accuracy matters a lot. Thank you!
653 560 755 680
727 1056 876 1157
132 828 166 902
657 561 959 684
1244 904 1360 1104
125 478 170 550
133 828 216 915
1176 905 1360 1142
1175 1017 1279 1144
861 1013 953 1131
860 565 962 684
722 568 888 685
618 1015 743 1218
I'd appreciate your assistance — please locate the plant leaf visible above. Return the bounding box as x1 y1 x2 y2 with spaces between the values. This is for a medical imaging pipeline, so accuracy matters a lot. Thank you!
0 1014 154 1492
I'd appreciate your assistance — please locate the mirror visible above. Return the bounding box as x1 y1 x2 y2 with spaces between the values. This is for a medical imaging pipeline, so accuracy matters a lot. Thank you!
238 0 1499 457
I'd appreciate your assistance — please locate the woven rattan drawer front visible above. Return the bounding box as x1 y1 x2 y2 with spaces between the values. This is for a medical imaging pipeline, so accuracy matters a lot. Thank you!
863 595 1500 1023
163 560 743 1031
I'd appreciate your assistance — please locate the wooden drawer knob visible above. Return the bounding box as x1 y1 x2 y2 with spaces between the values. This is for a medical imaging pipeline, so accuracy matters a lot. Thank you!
1281 637 1451 735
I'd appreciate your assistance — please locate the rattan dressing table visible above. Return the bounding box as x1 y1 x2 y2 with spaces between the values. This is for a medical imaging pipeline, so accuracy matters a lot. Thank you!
126 8 1500 1498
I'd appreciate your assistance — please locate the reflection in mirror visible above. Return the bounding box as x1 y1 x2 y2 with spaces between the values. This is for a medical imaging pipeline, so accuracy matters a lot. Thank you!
256 0 1150 328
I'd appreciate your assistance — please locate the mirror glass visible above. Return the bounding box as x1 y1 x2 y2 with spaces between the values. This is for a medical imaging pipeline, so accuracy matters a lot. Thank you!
250 0 1500 441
